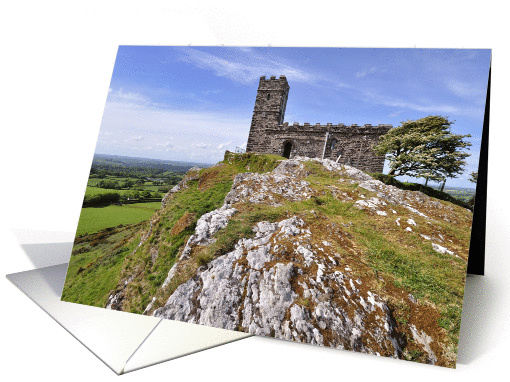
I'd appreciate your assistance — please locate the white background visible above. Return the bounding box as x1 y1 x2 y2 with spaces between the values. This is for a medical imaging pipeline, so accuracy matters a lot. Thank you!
1 1 509 380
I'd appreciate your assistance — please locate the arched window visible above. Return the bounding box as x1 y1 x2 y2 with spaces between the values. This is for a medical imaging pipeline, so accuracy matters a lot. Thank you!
330 139 337 150
283 141 292 159
267 93 271 100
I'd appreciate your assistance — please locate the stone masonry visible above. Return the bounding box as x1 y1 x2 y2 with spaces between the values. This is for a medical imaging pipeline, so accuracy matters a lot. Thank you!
246 75 392 173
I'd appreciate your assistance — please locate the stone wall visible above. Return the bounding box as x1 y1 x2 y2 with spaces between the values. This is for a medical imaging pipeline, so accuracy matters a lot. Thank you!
246 76 392 173
255 123 391 173
246 76 289 153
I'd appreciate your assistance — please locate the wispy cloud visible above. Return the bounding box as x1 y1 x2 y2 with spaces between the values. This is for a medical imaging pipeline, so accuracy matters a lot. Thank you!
192 143 210 149
355 67 378 78
360 89 483 118
177 47 316 85
217 141 232 150
107 88 152 105
446 79 486 103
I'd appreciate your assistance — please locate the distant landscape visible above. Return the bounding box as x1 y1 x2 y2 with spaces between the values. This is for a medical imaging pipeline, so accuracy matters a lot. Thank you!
435 187 476 205
76 154 211 236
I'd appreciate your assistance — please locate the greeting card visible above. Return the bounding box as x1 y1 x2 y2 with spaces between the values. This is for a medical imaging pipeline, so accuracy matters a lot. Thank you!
61 46 490 368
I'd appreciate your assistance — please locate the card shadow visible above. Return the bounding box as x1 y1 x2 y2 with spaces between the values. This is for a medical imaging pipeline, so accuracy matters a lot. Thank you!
456 274 498 364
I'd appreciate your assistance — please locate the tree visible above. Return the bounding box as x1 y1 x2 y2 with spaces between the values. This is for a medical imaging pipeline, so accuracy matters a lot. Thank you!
373 116 471 186
467 171 478 208
469 171 478 184
122 179 134 188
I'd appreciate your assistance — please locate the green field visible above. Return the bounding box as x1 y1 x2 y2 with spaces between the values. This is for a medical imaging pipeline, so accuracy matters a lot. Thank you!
76 202 161 236
85 186 131 197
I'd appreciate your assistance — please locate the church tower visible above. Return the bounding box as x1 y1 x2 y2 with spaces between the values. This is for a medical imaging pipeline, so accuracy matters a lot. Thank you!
246 75 289 153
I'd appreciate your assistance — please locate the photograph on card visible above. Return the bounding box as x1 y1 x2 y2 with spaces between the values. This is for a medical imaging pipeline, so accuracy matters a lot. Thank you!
61 46 490 368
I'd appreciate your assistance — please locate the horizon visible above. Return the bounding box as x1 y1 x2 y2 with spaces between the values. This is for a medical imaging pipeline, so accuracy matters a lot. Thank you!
95 46 490 188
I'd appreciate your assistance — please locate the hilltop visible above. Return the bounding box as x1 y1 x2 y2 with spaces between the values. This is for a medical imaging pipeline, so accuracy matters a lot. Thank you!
63 152 472 368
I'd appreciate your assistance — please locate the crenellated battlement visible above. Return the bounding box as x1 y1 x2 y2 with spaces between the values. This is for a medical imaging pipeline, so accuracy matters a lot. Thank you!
246 75 392 173
280 122 392 132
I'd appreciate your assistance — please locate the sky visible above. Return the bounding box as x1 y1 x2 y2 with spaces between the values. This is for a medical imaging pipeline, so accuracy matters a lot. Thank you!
96 46 491 188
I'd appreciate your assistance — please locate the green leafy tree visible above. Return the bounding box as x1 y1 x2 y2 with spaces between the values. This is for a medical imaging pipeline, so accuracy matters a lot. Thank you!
374 116 471 187
122 179 134 188
469 171 478 184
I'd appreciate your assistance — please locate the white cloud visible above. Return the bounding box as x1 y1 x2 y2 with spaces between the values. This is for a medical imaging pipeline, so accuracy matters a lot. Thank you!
132 136 144 141
177 48 316 85
388 110 403 117
217 141 232 150
355 67 377 78
360 89 483 118
446 79 485 102
157 141 174 148
107 88 152 105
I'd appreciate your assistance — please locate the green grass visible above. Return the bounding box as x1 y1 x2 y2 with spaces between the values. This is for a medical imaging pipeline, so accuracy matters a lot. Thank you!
352 224 467 351
84 186 131 197
224 151 284 174
76 202 161 236
62 225 142 307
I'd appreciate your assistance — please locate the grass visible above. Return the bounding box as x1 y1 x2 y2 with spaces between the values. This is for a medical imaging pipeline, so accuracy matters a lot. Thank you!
84 186 131 197
369 173 472 211
76 202 161 236
62 224 142 307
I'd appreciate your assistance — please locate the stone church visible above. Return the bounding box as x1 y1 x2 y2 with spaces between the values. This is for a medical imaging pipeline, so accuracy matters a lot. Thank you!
246 75 392 173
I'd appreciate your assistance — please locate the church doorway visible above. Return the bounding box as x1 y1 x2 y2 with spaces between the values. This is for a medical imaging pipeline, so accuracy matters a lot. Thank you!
283 141 292 158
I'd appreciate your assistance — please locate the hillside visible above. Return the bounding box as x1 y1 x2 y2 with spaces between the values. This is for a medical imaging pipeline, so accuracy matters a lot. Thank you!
63 152 472 368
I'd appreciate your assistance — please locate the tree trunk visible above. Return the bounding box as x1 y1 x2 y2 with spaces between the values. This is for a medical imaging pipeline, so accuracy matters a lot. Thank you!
425 178 429 186
440 179 446 192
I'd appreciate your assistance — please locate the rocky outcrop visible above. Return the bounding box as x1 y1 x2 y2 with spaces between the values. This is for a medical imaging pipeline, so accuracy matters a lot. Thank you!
154 216 403 357
143 155 470 366
160 205 237 289
224 160 313 207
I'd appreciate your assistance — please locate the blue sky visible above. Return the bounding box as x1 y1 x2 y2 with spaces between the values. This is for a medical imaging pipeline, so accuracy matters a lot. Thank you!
96 46 490 188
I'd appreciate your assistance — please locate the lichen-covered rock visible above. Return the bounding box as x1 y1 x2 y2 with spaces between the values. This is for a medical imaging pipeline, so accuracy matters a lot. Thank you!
224 171 312 207
154 217 403 357
160 205 237 289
